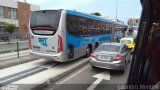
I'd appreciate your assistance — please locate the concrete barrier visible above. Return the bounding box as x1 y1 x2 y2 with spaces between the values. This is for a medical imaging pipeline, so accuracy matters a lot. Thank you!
32 58 89 90
0 41 29 53
0 54 40 69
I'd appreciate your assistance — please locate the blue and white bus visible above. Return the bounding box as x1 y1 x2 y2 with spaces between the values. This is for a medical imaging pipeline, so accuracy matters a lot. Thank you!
29 9 124 62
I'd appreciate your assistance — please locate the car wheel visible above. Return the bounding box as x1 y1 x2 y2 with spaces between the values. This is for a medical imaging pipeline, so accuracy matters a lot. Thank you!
91 66 97 70
85 46 91 57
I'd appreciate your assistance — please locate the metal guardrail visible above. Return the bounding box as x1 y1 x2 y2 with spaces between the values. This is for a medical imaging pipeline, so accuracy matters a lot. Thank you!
0 41 29 57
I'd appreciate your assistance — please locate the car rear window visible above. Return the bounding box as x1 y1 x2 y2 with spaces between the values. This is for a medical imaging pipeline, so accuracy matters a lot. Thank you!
95 45 120 52
121 40 131 44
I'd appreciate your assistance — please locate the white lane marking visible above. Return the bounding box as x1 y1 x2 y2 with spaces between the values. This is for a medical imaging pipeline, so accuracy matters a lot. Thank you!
57 65 90 84
0 67 43 84
87 71 110 90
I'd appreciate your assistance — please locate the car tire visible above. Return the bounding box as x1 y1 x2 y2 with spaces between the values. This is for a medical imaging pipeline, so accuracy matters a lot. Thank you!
85 46 91 57
91 66 97 70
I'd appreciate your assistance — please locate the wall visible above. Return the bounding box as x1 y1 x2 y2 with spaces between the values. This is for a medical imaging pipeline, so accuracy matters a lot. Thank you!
18 2 30 36
0 0 17 8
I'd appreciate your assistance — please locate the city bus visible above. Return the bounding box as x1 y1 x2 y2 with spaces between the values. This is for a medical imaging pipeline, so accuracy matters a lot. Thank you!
114 21 126 42
29 10 124 62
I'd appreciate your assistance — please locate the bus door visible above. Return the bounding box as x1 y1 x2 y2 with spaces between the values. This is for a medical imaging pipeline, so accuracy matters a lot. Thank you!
68 44 74 59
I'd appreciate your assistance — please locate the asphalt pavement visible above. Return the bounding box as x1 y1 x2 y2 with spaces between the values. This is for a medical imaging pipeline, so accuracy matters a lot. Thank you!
44 61 131 90
0 57 89 90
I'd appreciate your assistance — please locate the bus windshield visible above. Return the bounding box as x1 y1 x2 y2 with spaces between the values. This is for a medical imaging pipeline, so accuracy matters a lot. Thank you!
30 10 61 35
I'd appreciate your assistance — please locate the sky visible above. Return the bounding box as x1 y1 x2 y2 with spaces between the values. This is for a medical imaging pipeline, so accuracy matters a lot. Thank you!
18 0 142 23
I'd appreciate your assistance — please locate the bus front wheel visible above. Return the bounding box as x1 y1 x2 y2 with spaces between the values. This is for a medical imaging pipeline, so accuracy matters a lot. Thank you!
85 46 91 57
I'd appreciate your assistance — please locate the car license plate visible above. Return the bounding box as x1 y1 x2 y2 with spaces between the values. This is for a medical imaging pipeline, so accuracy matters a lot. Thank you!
98 56 111 61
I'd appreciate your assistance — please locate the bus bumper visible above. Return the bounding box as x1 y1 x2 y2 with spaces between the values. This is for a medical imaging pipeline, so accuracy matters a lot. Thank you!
29 50 65 62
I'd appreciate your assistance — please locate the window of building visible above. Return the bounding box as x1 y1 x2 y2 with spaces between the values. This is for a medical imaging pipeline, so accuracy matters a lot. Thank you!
8 8 17 19
0 6 3 18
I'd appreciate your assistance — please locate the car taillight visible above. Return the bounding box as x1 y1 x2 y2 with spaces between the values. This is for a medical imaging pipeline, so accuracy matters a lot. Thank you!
90 53 95 58
58 35 63 53
114 55 123 61
28 34 31 49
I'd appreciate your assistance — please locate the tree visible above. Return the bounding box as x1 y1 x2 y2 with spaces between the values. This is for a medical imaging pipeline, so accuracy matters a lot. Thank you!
91 12 101 16
3 23 16 41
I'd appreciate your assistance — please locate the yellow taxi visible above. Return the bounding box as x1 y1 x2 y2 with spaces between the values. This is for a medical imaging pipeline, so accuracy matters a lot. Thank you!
120 37 135 49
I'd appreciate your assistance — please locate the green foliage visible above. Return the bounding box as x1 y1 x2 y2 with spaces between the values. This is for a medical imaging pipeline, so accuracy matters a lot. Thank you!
4 23 16 34
91 12 101 16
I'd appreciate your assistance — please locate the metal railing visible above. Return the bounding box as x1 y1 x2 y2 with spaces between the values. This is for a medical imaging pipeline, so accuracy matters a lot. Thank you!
0 41 29 58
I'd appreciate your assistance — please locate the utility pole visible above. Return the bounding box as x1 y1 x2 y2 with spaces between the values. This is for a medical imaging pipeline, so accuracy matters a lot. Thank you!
116 0 118 22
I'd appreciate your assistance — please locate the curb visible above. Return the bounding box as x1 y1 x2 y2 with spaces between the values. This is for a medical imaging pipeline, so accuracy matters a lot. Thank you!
0 55 40 69
32 58 89 90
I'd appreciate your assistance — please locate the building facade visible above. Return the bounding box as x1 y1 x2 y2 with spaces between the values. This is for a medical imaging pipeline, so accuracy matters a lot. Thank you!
128 18 140 26
0 0 40 36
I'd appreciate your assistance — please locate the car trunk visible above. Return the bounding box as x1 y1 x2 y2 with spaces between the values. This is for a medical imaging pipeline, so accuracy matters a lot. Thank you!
94 51 119 62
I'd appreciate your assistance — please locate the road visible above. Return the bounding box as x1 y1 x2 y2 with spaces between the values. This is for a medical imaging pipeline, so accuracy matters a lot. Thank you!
44 60 131 90
0 55 131 90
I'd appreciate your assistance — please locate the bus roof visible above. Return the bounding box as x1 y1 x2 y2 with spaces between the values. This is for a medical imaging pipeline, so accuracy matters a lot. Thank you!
66 10 113 23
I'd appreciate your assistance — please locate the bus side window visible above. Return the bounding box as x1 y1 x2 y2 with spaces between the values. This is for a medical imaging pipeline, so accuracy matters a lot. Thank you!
66 15 76 35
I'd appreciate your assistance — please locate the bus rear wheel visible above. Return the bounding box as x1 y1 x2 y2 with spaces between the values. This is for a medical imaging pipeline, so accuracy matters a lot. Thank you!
95 43 99 49
85 46 91 57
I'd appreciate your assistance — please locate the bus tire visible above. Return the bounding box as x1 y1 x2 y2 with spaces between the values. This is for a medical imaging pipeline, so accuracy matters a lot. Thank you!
95 42 99 49
85 46 92 57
